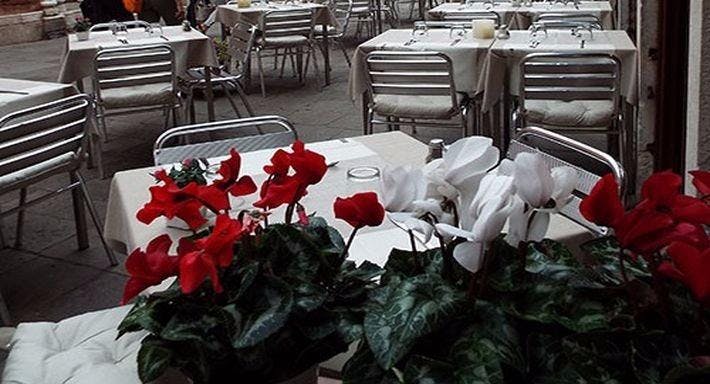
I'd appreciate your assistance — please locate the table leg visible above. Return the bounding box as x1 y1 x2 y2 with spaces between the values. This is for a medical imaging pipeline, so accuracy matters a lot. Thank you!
75 79 84 93
375 0 384 35
361 92 369 134
322 22 331 86
204 65 216 122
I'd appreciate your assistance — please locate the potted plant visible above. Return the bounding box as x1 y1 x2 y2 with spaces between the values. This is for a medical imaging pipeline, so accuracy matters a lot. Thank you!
342 137 710 383
118 143 386 384
73 17 91 41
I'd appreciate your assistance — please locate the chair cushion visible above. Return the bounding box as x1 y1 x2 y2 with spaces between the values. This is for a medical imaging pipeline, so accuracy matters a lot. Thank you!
524 100 616 128
371 94 460 120
314 24 337 36
352 6 371 15
0 152 78 195
99 82 175 109
259 35 310 48
1 306 147 384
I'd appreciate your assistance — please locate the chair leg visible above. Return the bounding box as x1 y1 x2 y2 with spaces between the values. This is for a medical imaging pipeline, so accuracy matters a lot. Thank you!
235 82 256 117
13 188 27 248
70 172 89 251
185 91 196 124
308 43 321 89
338 40 351 67
257 49 267 98
0 290 12 326
280 49 288 78
221 83 243 118
75 171 118 266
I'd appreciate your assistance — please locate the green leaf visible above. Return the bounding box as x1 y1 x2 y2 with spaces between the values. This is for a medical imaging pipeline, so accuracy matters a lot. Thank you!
402 355 454 384
137 336 174 382
342 342 402 384
662 365 710 384
294 282 327 312
364 273 466 370
233 276 294 348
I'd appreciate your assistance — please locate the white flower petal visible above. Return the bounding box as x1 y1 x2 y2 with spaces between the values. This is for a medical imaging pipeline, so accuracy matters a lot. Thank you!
505 197 527 247
527 212 551 242
551 166 578 209
434 223 475 240
513 152 554 208
453 241 485 273
443 137 499 189
403 217 435 243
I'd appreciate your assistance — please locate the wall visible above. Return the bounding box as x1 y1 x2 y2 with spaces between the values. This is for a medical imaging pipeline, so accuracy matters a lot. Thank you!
686 0 710 176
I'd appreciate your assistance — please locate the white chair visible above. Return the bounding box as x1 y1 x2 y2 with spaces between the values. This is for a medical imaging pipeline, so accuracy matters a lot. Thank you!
92 44 181 143
364 51 472 137
507 126 625 235
440 10 501 26
317 0 355 67
513 53 630 174
255 9 321 98
180 21 257 124
0 95 118 324
153 115 297 165
88 20 152 34
532 13 604 31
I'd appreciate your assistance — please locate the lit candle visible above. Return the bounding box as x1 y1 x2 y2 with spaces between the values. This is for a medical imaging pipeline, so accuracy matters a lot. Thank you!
471 19 496 39
237 0 252 7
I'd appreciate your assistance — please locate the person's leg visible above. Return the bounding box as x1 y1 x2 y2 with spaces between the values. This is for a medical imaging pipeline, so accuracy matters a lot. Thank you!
139 0 161 23
156 0 181 25
186 0 197 26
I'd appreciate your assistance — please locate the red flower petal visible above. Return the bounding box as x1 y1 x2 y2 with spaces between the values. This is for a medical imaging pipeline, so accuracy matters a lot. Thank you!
178 251 220 294
579 174 624 227
121 235 179 304
641 170 682 207
333 192 385 229
289 141 327 186
228 176 257 197
666 242 710 305
671 195 710 225
690 170 710 196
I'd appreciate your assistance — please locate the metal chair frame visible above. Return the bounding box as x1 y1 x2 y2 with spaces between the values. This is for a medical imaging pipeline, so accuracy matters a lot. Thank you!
255 9 321 98
153 115 298 165
181 21 258 124
512 53 630 174
92 44 181 140
364 51 472 137
316 0 355 67
89 20 152 34
507 126 625 235
440 10 501 26
0 95 118 323
532 13 604 31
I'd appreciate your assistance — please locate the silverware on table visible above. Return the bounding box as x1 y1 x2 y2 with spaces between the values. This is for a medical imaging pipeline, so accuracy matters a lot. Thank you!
159 35 170 41
450 38 461 46
327 161 340 168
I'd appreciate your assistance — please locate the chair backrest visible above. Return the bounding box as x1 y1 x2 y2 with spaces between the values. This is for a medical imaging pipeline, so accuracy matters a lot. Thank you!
153 115 298 165
92 44 176 105
413 20 471 29
441 10 501 26
519 52 621 110
533 13 603 30
507 126 625 235
260 9 315 40
0 94 92 178
331 0 354 33
228 21 258 78
89 20 151 33
365 51 458 108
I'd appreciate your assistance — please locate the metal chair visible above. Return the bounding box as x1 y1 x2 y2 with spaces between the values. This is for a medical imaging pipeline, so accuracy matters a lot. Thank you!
413 20 474 29
440 10 501 26
364 51 472 137
512 53 631 178
180 21 257 124
88 20 152 34
532 13 604 31
316 0 355 67
256 9 321 98
0 95 118 323
153 115 298 165
507 126 625 235
92 44 181 141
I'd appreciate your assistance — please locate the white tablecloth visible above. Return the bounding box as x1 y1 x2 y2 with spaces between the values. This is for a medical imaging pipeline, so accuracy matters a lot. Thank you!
58 26 219 84
104 131 593 258
0 78 78 118
348 29 495 100
478 30 638 112
428 1 615 30
215 3 338 28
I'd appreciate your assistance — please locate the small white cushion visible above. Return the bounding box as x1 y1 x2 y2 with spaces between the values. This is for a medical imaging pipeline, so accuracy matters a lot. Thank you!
352 6 371 14
100 82 175 109
314 25 337 35
0 152 77 195
1 306 146 384
372 94 459 120
259 35 310 48
524 100 615 128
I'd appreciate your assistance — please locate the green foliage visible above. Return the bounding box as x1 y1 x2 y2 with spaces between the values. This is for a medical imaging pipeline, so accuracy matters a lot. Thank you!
165 158 211 187
344 238 710 384
118 219 382 384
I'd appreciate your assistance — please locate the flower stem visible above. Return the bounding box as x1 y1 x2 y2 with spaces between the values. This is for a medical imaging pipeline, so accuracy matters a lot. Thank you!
408 230 420 271
618 249 629 285
340 227 359 259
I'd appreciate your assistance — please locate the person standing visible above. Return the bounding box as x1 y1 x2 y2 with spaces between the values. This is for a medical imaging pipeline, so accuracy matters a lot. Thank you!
139 0 185 25
81 0 133 24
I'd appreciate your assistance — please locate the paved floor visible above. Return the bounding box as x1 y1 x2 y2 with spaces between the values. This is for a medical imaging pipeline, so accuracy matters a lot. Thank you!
0 32 458 325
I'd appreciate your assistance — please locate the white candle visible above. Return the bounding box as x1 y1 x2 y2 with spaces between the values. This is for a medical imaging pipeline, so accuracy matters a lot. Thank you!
471 19 496 39
237 0 252 8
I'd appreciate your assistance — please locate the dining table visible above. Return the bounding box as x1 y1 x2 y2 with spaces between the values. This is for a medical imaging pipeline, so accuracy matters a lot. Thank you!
215 2 338 85
104 131 594 261
58 26 220 121
427 1 615 30
0 78 78 118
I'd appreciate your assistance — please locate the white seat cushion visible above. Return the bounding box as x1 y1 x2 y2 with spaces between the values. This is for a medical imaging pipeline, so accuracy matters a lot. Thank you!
259 35 310 48
314 25 337 35
0 152 77 195
372 94 460 120
1 306 146 384
524 100 616 128
99 82 175 109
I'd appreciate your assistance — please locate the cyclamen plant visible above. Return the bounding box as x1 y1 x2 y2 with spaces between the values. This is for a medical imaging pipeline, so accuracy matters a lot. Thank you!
343 136 710 384
118 142 387 384
73 17 91 33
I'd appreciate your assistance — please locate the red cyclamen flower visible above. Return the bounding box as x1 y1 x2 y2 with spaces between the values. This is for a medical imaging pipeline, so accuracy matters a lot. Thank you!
121 235 179 304
213 149 258 198
334 192 385 229
658 242 710 306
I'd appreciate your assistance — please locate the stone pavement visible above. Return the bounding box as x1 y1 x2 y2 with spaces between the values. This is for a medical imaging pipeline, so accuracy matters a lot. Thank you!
0 34 458 325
